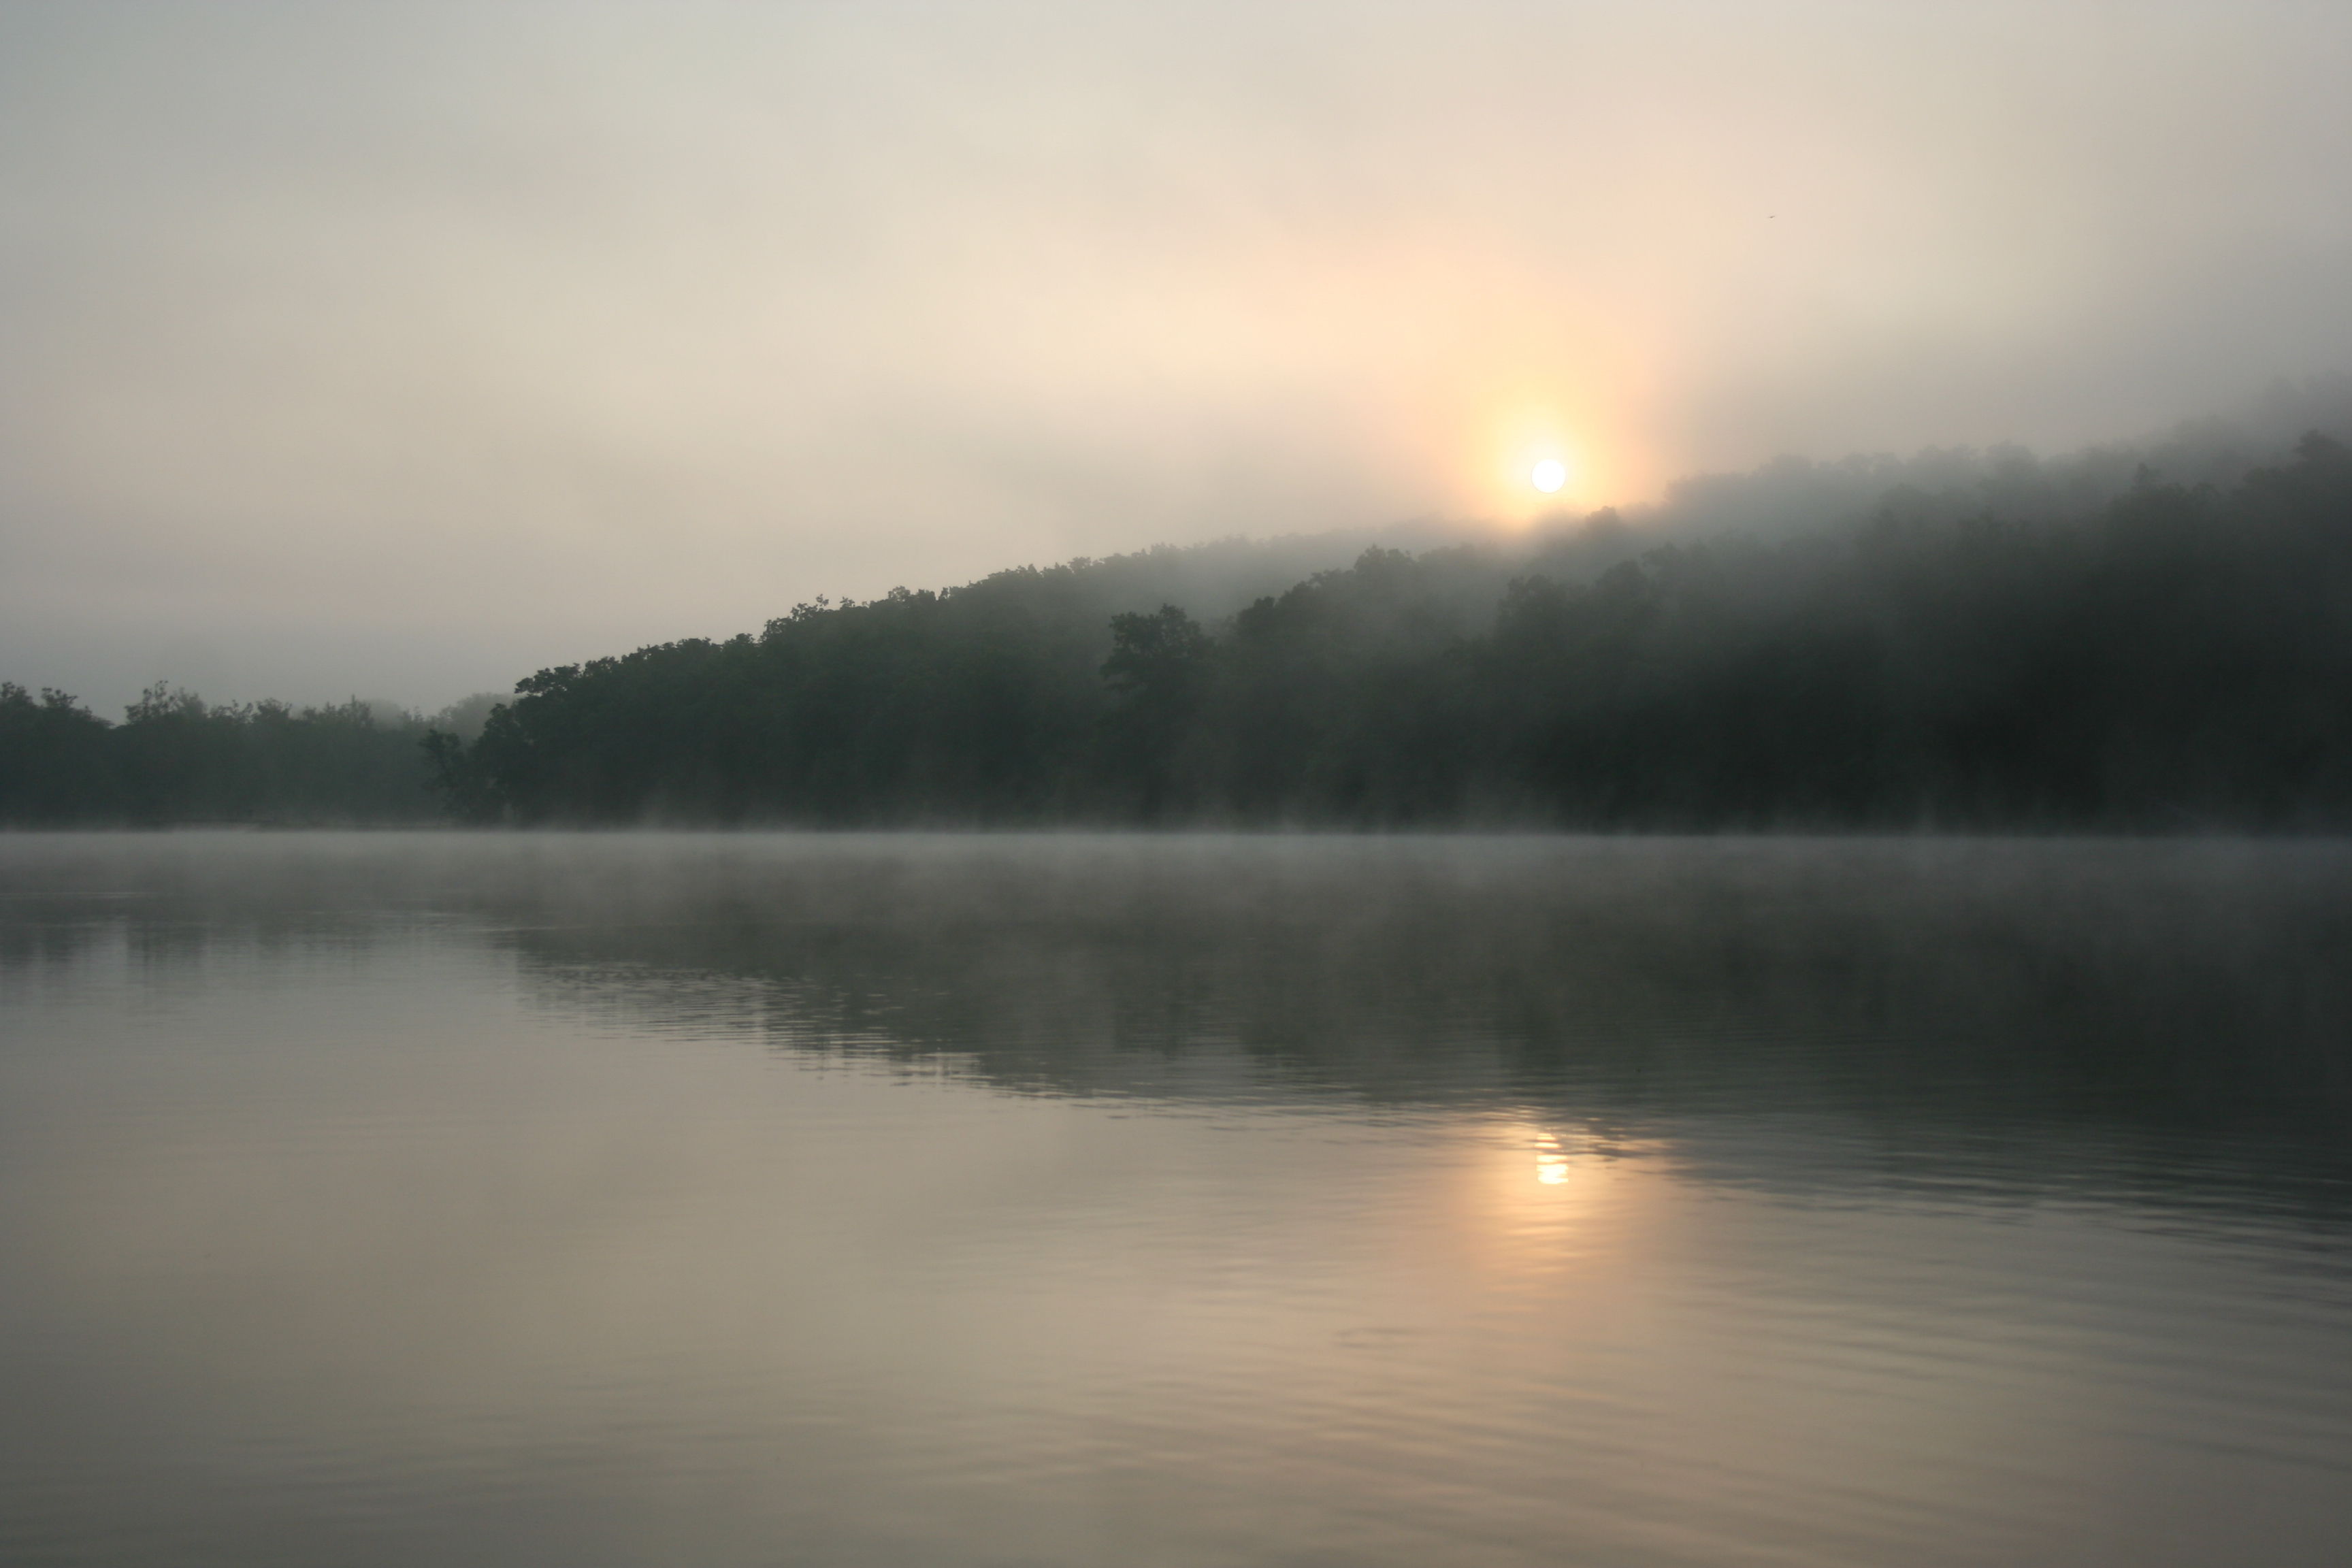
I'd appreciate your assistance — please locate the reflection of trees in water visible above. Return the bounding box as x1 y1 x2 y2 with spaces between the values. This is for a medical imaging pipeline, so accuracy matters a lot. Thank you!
8 834 2351 1209
490 840 2352 1203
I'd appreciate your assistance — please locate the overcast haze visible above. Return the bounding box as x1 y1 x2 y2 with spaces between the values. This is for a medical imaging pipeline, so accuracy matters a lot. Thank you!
5 1 2351 714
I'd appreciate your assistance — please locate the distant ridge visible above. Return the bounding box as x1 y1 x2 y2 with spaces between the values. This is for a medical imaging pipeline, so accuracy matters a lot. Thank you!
8 383 2352 830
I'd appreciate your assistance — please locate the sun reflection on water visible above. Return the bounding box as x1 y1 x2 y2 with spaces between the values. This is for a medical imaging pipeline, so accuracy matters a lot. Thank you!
1475 1122 1666 1264
1535 1140 1573 1184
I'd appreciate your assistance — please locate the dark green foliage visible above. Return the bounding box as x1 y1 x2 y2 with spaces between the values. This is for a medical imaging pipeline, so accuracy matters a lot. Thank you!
0 685 116 821
461 581 1112 824
0 685 441 825
1101 606 1213 818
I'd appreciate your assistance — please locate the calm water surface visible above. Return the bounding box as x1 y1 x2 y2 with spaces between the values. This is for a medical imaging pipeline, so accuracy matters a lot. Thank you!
3 833 2350 1567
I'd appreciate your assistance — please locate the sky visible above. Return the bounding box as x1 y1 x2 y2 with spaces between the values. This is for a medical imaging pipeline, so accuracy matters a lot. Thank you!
5 1 2351 714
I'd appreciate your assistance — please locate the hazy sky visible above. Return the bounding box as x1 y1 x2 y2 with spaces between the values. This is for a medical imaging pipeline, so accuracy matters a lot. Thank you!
5 1 2350 711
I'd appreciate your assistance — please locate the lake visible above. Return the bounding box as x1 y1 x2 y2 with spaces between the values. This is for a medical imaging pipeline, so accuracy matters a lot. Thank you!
3 832 2350 1567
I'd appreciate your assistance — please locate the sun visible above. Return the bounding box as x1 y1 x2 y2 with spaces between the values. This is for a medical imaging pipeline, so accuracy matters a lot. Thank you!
1531 459 1567 494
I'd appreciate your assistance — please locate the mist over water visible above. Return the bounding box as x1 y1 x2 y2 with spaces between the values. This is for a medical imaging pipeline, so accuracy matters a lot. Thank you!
4 833 2351 1566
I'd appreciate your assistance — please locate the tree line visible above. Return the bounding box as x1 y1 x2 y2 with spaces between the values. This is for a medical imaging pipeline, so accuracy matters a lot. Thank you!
0 687 450 825
8 432 2351 828
437 434 2352 828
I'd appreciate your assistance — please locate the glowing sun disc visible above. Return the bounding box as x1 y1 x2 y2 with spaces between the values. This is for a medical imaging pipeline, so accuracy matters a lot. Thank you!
1531 459 1567 493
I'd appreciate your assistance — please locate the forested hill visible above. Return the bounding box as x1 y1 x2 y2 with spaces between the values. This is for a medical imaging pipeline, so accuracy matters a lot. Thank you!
6 431 2349 829
425 433 2352 828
